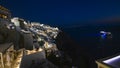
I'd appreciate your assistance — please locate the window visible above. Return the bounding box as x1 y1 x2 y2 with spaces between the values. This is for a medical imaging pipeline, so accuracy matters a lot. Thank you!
0 14 8 19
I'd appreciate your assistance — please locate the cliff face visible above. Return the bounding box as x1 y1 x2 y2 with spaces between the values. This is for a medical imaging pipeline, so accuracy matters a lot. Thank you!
55 31 97 68
0 25 9 43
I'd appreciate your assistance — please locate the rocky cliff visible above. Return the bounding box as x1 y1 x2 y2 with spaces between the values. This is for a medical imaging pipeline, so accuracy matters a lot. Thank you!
55 31 98 68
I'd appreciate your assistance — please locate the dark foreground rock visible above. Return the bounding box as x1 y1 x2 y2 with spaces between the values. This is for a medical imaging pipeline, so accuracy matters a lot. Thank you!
55 31 98 68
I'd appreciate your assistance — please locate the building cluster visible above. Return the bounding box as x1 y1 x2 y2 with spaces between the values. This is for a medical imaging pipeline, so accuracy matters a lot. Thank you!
11 17 60 50
0 5 61 68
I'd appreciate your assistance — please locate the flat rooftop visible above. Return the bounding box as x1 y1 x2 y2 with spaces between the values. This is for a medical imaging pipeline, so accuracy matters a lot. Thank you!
97 53 120 68
103 55 120 68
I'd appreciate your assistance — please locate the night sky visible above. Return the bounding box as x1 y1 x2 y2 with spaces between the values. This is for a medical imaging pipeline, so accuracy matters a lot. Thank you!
1 0 120 26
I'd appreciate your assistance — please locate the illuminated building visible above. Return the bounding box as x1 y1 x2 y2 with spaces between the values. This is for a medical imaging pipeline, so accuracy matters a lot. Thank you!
0 5 12 44
0 43 14 68
0 5 61 68
0 5 11 25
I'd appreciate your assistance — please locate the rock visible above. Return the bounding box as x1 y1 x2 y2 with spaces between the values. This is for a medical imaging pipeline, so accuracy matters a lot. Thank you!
55 31 97 68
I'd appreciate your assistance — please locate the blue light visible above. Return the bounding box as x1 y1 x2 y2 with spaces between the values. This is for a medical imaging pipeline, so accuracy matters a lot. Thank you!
101 33 107 39
100 31 107 39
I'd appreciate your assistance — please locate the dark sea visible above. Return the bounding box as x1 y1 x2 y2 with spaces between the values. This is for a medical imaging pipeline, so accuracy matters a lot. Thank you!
61 24 120 59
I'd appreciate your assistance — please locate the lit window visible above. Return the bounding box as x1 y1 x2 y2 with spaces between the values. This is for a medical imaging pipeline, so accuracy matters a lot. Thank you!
4 15 7 19
0 14 8 19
